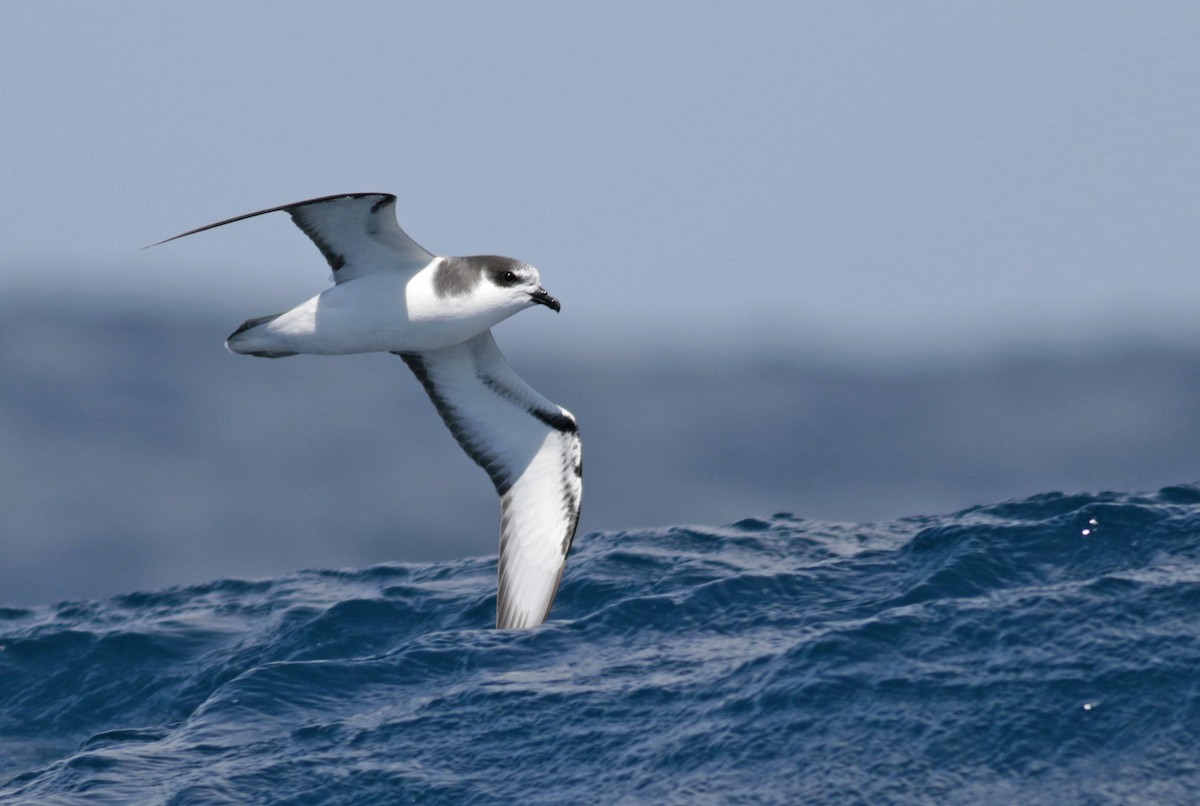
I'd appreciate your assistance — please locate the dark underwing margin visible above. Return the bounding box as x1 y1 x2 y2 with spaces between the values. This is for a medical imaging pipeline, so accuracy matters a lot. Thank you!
290 211 347 272
394 351 517 494
478 374 578 434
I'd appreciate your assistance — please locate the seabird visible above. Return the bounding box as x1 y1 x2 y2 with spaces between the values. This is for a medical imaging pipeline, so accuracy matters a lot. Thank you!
151 193 581 629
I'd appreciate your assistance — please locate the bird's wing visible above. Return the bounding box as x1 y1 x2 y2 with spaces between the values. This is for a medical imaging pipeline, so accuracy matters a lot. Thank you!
149 192 436 283
397 331 582 629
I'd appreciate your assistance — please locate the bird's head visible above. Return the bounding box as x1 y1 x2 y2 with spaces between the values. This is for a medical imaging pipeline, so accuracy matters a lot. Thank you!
480 257 560 313
429 255 561 325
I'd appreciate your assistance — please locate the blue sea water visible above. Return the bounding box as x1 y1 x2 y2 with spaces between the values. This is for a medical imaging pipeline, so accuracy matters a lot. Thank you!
2 487 1199 804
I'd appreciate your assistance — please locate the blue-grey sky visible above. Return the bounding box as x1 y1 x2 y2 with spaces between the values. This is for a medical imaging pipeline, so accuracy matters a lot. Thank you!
2 2 1198 361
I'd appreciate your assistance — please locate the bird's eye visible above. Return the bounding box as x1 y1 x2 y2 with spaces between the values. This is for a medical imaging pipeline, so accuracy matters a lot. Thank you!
500 271 518 284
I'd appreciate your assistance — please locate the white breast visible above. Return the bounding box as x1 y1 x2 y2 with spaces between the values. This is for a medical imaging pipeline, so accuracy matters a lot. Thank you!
246 264 518 355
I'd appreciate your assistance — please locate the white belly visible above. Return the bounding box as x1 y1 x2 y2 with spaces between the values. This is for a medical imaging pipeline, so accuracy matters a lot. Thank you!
230 272 512 355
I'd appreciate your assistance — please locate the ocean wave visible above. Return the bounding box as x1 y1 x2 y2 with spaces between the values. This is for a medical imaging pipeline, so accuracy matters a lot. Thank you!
3 487 1200 804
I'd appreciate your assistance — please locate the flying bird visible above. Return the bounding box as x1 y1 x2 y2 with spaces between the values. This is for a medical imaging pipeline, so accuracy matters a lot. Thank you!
152 193 581 629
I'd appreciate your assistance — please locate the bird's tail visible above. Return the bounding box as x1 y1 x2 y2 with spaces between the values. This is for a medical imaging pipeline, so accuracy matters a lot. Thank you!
225 313 298 358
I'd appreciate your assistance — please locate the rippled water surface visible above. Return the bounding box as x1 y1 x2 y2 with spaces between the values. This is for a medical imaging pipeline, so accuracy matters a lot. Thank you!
3 487 1199 803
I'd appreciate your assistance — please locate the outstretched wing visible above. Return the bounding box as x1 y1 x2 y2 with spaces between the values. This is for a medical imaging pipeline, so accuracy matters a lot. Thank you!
397 331 582 629
149 192 436 283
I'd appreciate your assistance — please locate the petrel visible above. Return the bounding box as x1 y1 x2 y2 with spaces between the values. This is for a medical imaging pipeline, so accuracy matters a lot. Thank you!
152 193 581 629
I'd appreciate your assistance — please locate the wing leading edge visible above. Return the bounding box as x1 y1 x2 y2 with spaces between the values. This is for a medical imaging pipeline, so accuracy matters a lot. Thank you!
397 331 582 629
148 192 435 282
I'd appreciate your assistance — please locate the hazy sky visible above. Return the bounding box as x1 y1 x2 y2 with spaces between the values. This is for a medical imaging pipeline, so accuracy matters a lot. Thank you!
2 2 1198 360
